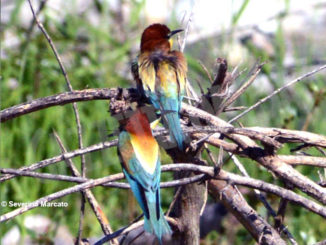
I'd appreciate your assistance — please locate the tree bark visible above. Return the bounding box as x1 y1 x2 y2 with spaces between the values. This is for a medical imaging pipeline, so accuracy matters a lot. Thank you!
168 150 206 245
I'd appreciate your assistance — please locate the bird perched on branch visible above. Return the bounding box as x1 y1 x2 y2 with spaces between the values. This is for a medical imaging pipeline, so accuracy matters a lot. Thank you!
133 23 187 150
117 107 171 243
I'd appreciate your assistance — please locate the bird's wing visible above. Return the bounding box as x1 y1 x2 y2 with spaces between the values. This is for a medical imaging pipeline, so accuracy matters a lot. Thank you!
118 131 134 174
138 54 161 109
122 157 161 220
118 131 160 191
171 50 187 101
138 54 156 93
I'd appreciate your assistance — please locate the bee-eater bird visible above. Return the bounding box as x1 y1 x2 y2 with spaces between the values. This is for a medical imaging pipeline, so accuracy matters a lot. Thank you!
117 108 171 243
136 23 187 150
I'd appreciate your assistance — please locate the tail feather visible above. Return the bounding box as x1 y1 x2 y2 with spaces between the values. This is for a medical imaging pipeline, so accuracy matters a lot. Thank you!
144 190 171 243
160 97 184 150
147 92 185 150
164 111 184 150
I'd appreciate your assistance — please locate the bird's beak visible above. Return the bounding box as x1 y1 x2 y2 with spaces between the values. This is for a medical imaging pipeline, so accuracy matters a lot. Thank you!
168 29 183 38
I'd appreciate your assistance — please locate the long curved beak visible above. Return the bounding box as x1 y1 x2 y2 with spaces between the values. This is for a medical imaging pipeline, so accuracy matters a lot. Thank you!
168 29 184 38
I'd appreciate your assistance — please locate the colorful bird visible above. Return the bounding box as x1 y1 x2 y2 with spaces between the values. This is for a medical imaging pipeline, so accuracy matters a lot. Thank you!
117 108 171 243
135 23 187 150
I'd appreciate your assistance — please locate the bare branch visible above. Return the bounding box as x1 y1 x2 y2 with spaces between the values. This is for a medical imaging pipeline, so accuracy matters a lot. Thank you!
186 126 282 148
208 180 286 245
279 155 326 167
0 140 118 182
248 127 326 148
183 103 326 204
2 164 326 222
27 0 71 89
0 88 127 122
0 167 205 189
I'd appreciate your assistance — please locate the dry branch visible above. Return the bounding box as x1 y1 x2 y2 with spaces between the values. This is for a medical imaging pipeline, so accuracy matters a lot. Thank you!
208 180 286 245
2 164 326 223
0 167 206 189
279 155 326 167
248 127 326 148
0 88 132 122
0 140 118 182
183 103 326 204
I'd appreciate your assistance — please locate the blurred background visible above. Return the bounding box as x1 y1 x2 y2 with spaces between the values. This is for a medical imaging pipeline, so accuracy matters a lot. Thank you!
1 0 326 244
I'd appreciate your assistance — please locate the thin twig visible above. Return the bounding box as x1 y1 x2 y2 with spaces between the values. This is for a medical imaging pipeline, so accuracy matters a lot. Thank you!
0 167 205 189
195 78 206 95
186 78 201 103
216 145 224 170
198 60 214 83
216 62 264 114
24 0 48 47
166 186 183 216
229 64 326 123
180 1 200 104
204 145 218 168
53 131 84 245
301 89 324 131
27 0 72 90
27 1 87 241
180 1 196 52
275 195 290 237
247 127 326 148
0 139 118 183
223 106 247 112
